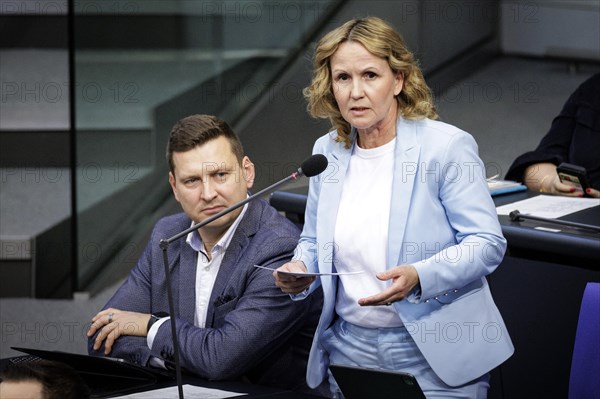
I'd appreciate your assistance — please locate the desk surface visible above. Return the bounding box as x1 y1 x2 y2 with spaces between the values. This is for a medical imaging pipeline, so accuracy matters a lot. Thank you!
492 190 600 267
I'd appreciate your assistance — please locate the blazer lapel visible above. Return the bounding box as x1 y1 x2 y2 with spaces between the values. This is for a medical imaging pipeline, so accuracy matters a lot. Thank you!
317 133 354 273
387 119 420 268
204 204 255 327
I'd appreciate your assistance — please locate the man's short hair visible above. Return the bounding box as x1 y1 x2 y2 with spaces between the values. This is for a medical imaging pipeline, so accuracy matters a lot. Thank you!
166 114 245 173
1 360 91 399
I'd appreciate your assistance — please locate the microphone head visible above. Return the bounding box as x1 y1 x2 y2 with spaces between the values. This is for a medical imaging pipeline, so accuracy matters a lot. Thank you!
298 154 328 177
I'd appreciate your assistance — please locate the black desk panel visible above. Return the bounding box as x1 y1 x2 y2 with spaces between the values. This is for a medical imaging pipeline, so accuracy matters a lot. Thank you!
0 357 325 398
487 256 600 399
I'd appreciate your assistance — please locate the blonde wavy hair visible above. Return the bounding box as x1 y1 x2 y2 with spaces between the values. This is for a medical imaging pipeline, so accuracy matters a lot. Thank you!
303 17 438 148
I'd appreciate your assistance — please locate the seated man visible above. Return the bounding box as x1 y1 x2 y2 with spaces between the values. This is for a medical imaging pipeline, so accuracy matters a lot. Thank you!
87 114 323 393
0 360 91 399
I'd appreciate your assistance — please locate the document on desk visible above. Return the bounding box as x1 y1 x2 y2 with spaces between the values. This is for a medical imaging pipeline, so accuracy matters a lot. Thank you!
111 384 246 398
496 195 599 219
254 264 364 277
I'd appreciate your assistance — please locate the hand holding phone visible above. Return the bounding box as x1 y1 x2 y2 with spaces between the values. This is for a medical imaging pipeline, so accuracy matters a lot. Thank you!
556 162 591 197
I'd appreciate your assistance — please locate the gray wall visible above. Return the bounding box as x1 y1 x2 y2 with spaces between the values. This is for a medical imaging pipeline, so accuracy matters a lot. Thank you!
500 0 600 60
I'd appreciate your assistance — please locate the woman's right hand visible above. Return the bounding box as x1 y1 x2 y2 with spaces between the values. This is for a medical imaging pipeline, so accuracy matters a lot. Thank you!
540 173 583 196
273 260 316 294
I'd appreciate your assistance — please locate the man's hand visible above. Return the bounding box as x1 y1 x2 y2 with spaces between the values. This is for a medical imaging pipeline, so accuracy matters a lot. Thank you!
87 308 151 355
358 265 420 306
273 260 316 295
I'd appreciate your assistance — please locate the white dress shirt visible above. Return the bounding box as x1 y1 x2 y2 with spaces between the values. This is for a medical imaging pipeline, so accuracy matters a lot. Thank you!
147 204 248 350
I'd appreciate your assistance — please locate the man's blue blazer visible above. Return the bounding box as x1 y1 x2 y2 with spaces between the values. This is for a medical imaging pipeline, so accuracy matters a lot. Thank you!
88 199 323 391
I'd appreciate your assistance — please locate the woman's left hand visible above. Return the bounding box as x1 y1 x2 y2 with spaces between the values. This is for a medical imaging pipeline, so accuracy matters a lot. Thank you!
358 265 420 306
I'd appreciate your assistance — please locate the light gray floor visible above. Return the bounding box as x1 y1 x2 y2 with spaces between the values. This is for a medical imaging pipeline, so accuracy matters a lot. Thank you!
436 56 598 178
0 50 70 131
1 56 598 359
0 282 119 358
0 168 70 239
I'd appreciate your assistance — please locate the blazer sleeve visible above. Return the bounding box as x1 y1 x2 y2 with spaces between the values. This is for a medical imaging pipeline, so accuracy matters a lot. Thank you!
412 131 507 299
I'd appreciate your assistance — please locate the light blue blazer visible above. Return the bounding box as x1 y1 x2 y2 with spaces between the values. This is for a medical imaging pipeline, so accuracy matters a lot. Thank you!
294 117 514 387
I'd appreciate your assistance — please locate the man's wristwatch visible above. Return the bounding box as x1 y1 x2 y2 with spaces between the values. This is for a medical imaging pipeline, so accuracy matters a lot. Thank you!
147 312 169 332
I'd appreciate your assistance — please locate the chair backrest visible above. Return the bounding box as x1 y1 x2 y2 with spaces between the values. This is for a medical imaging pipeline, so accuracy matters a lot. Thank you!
569 282 600 399
269 191 308 227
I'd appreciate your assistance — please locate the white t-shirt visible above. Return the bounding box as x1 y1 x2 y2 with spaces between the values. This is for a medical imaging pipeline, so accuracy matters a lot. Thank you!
333 138 403 328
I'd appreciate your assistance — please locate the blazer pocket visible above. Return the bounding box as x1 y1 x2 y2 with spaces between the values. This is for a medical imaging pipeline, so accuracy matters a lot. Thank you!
433 279 484 304
212 296 239 328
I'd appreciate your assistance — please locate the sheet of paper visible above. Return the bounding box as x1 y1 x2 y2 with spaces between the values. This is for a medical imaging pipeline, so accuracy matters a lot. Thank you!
254 264 364 277
496 195 599 219
112 384 246 399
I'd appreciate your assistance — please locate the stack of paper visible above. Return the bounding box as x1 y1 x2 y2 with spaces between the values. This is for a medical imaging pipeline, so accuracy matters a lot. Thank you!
487 180 527 196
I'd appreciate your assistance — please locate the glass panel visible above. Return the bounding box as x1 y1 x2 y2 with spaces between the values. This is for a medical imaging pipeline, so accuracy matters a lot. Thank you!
73 0 335 291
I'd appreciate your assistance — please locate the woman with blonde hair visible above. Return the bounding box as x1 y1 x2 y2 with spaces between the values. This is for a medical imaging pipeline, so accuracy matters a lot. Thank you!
274 17 513 398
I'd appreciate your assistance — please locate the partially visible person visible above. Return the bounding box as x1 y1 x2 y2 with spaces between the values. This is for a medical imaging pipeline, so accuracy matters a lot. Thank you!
87 114 323 394
273 17 513 399
0 360 91 399
505 73 600 198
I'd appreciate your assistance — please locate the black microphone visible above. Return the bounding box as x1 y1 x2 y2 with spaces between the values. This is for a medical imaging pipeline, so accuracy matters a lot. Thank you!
158 154 328 399
299 153 328 178
509 210 600 232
